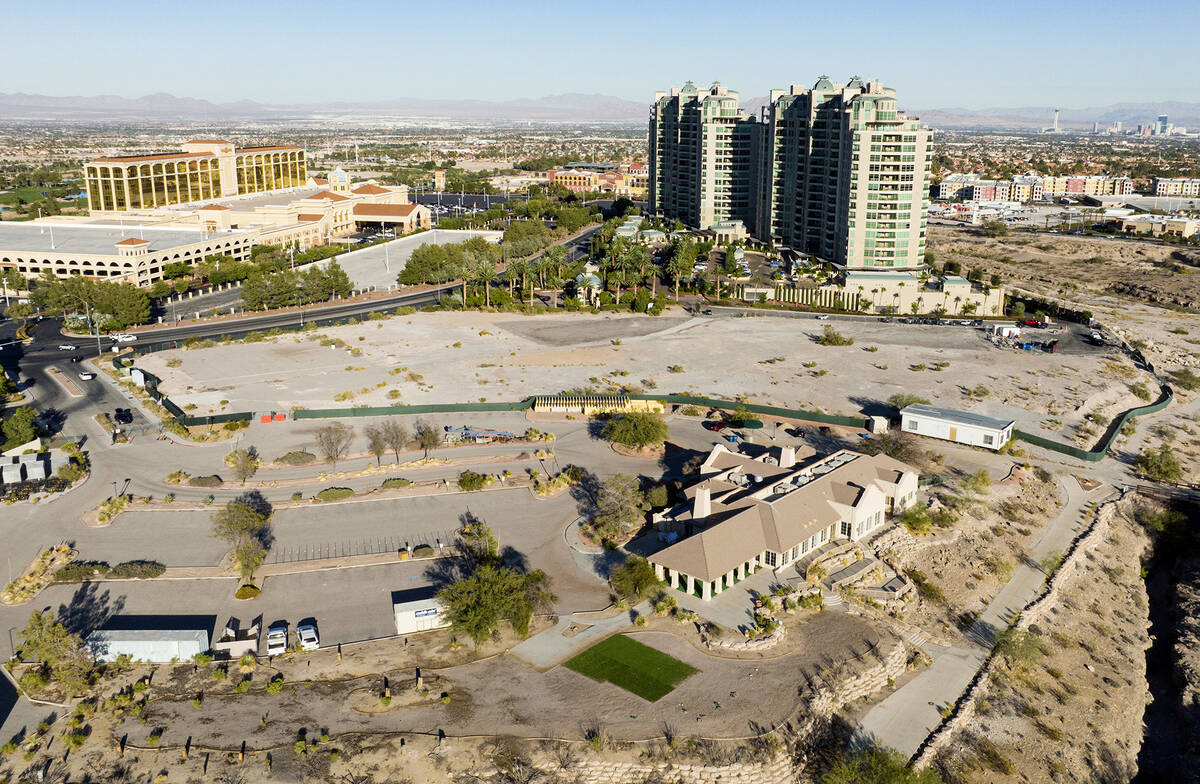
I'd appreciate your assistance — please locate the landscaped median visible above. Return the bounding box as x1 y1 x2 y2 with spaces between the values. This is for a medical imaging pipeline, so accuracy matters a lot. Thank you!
84 466 579 529
1 546 167 606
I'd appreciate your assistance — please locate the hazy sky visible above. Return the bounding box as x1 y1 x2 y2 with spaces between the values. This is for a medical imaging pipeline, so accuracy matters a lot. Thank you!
5 0 1197 109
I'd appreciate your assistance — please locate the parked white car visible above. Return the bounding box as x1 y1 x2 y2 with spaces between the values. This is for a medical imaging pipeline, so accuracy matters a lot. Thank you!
296 622 320 651
266 622 288 656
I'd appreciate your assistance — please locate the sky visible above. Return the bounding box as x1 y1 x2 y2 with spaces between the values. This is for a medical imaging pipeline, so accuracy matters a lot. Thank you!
4 0 1198 109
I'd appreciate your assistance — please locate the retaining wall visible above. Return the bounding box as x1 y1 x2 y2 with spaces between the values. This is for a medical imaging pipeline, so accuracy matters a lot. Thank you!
911 492 1124 768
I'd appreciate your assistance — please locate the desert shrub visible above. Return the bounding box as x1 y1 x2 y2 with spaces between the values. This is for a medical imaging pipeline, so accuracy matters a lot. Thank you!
653 593 677 616
235 584 261 599
381 477 412 489
644 483 670 508
457 471 489 492
887 393 930 410
19 670 48 693
187 474 223 488
816 325 853 346
1172 369 1200 391
97 495 128 523
897 506 932 535
906 569 946 604
609 556 660 600
1135 444 1183 483
109 560 166 579
54 561 110 582
799 593 823 610
276 451 316 465
601 411 668 448
1128 383 1152 401
315 487 355 502
266 675 284 695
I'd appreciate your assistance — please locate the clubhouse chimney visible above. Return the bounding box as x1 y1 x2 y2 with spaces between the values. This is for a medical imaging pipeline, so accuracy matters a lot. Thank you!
694 485 711 519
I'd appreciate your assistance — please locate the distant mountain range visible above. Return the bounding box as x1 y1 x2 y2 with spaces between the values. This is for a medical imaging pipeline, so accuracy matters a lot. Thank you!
0 91 647 123
2 91 1197 130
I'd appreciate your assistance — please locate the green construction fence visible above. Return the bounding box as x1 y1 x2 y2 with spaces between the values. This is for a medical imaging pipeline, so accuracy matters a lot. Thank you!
632 394 871 429
1015 384 1173 462
292 399 535 419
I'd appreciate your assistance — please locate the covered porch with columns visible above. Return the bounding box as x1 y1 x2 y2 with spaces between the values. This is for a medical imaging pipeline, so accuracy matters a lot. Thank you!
652 553 767 602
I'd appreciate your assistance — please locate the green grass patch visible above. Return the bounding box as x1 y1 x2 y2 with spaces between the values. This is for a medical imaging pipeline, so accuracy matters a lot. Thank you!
563 634 696 701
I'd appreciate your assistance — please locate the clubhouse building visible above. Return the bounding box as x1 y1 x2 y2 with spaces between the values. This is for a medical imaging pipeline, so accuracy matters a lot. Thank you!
648 444 918 600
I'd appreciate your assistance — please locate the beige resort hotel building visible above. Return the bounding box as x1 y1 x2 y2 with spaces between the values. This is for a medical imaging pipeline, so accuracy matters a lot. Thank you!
1 141 430 287
648 443 918 600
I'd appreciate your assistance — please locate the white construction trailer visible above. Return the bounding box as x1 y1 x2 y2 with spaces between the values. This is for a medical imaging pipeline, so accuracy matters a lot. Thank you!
900 403 1014 450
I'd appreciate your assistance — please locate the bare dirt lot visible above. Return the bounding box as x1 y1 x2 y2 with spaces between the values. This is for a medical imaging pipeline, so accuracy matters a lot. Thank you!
138 309 1156 446
117 613 889 749
929 224 1200 377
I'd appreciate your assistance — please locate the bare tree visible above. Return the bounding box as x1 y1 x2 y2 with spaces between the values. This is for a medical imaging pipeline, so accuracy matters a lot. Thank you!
226 446 261 485
364 424 388 467
380 419 410 464
314 423 354 466
415 420 441 458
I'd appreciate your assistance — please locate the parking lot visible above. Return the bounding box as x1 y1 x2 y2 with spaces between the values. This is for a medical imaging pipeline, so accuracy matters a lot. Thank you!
325 229 502 291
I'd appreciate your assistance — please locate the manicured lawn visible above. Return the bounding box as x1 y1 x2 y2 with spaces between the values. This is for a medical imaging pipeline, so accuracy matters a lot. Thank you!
564 634 697 702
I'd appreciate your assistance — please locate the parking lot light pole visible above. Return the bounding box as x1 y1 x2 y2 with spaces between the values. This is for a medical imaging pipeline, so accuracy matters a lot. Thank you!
64 294 103 357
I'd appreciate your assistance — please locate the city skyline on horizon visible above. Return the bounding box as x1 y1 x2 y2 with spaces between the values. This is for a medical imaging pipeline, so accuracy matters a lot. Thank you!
5 0 1198 111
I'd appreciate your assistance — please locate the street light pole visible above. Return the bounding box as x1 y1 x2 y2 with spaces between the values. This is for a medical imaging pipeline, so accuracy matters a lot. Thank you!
66 294 103 356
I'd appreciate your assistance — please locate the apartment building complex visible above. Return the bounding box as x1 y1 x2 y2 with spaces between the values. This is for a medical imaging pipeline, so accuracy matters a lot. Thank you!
1040 175 1133 197
649 82 757 235
1152 178 1200 197
85 140 307 213
649 77 931 270
936 172 1131 201
936 173 1044 202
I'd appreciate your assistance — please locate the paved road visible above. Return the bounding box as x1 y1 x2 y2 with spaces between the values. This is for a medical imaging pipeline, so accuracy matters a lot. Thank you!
855 478 1112 755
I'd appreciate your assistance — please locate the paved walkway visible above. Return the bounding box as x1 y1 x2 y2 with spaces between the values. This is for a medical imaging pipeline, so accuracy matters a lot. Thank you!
855 478 1112 755
509 603 646 670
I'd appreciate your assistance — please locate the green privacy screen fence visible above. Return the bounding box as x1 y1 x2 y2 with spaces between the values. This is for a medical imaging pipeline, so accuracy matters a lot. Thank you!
292 400 534 419
116 349 1171 462
633 395 871 429
290 394 870 428
1014 384 1173 462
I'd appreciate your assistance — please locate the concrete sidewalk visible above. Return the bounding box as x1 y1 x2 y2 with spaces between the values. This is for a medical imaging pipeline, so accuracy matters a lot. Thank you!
855 478 1110 755
509 604 645 670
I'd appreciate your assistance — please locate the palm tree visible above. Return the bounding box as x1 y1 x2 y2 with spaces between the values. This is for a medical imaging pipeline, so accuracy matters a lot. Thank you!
475 258 497 307
666 246 691 300
505 258 524 298
545 245 568 280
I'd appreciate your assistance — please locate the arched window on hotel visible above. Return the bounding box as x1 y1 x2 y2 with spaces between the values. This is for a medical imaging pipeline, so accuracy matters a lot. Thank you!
152 163 167 207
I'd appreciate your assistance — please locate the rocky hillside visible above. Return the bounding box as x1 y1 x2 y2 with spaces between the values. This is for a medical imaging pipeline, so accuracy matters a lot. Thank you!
931 497 1151 783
